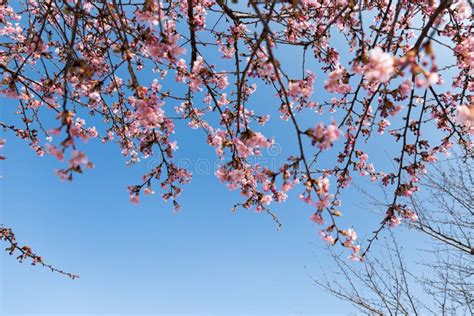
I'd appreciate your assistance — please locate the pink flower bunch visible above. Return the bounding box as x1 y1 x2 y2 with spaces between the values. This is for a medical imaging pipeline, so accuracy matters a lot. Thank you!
300 175 332 219
397 183 418 197
207 129 227 157
247 48 277 82
311 213 325 225
363 47 394 83
456 105 474 134
356 152 369 176
175 59 188 83
146 21 185 62
217 24 247 59
216 167 247 190
189 56 206 91
69 150 90 168
130 95 165 129
342 228 361 261
215 163 285 211
387 204 418 228
377 118 391 134
232 131 272 158
306 122 341 150
454 36 474 76
315 177 331 211
398 80 414 98
285 17 311 43
320 231 335 245
45 144 64 161
179 0 211 31
388 216 401 228
69 119 98 143
288 71 316 101
324 65 351 93
0 4 20 22
135 1 163 25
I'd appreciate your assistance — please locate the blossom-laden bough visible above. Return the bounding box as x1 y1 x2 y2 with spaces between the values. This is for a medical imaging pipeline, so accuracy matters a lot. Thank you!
0 225 79 279
0 0 472 275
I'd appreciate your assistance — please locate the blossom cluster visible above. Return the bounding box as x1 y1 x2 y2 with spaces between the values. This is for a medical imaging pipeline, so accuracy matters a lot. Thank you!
0 0 472 264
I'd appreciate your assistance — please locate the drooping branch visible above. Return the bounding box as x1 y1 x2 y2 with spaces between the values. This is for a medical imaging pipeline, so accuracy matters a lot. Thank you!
0 226 78 279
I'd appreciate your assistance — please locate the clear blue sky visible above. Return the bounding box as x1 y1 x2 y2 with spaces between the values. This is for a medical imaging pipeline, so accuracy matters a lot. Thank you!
0 3 444 315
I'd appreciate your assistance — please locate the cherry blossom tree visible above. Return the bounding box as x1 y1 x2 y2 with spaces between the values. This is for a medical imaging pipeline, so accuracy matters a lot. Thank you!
0 0 472 276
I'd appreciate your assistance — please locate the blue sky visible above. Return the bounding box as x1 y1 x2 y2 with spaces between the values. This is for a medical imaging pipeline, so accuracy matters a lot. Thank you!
1 118 357 315
0 2 451 315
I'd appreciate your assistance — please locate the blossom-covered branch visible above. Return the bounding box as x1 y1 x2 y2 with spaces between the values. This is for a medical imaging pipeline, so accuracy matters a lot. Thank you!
0 226 79 279
0 0 472 268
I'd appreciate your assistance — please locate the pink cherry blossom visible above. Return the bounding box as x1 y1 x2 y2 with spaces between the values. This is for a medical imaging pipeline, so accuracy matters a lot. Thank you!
311 213 325 225
69 151 88 168
320 231 335 245
456 105 474 133
324 65 351 93
363 47 394 83
307 122 341 150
